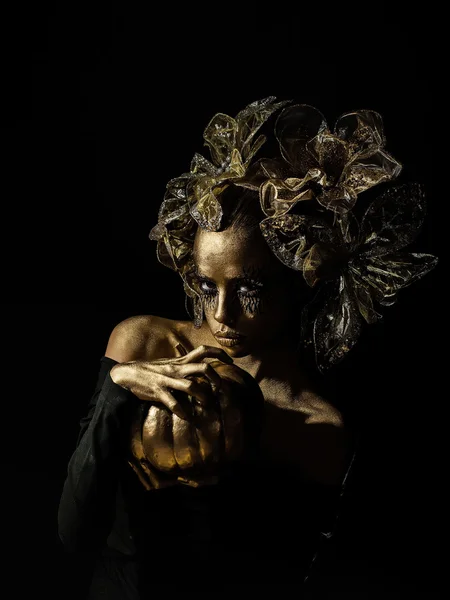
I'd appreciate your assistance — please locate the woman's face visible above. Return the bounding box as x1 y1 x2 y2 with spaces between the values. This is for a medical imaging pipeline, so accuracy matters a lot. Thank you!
193 225 303 358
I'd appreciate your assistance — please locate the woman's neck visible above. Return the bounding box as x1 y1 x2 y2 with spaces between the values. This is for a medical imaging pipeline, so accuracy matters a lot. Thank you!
233 331 304 386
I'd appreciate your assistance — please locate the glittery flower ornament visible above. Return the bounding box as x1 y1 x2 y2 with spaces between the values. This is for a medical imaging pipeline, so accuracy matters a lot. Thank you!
250 104 402 218
149 97 437 365
260 183 438 371
148 97 289 326
189 96 290 231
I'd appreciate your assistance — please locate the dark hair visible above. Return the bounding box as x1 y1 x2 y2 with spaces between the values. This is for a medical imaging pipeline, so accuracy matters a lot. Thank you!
219 185 264 235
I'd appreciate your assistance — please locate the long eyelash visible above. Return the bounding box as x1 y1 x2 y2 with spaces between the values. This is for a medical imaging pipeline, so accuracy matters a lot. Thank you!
239 294 262 315
194 266 266 315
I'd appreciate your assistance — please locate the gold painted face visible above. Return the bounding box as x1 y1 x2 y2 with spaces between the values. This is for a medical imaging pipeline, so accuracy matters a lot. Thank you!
193 225 304 358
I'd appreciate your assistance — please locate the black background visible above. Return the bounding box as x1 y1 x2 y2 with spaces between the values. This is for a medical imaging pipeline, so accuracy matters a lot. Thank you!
3 2 442 597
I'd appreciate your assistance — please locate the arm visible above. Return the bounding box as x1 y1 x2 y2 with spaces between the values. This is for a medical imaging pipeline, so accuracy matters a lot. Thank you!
58 318 146 553
58 316 231 551
57 356 138 553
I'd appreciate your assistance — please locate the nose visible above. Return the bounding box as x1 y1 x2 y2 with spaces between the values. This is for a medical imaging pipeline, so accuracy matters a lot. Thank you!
214 289 236 326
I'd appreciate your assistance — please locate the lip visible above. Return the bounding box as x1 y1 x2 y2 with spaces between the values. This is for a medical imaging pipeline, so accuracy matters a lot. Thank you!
215 331 246 339
214 333 246 347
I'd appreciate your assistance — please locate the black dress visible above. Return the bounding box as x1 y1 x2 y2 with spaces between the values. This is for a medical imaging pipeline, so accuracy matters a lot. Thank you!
58 356 346 598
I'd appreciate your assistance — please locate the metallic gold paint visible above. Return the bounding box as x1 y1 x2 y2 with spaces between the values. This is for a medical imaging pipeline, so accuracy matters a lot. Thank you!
148 97 437 371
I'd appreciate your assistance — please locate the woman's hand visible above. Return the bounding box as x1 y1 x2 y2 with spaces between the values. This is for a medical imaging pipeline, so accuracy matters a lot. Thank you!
125 347 264 490
110 345 233 420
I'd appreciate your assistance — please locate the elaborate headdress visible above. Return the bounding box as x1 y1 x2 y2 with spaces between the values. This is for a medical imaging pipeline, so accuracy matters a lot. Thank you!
149 97 437 372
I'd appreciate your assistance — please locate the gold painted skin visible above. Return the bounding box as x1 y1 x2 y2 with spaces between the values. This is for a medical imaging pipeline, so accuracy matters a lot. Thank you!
149 98 437 372
127 353 264 490
108 224 350 489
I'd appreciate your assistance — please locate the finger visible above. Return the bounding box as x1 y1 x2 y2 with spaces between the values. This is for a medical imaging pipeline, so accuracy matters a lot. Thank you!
144 362 222 395
149 345 233 366
162 363 222 394
188 363 222 394
155 388 190 420
168 377 214 406
182 345 234 365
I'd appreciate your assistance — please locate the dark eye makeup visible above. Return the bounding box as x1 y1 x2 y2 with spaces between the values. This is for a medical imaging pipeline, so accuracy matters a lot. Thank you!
193 266 265 314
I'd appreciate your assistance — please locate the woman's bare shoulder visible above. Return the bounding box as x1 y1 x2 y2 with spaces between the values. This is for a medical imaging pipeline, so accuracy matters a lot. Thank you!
298 390 345 428
104 315 206 363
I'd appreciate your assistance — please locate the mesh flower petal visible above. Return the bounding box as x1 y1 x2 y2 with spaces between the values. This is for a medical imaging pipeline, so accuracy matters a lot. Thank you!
150 195 195 243
259 172 318 217
190 153 220 177
202 97 288 169
316 184 358 214
234 157 293 191
259 214 338 272
270 105 402 215
156 176 195 231
156 238 177 271
307 133 350 186
358 183 426 257
303 243 340 288
242 134 266 167
163 174 193 204
334 110 386 158
189 192 223 232
203 113 239 166
343 149 402 196
235 97 291 162
312 275 362 372
226 148 246 178
157 201 190 229
351 281 382 325
169 235 193 266
149 222 166 242
182 261 204 328
337 209 361 246
235 96 288 123
275 104 328 173
149 98 437 373
349 252 438 301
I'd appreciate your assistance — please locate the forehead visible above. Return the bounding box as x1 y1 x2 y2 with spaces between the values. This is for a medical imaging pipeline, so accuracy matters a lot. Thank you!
193 228 272 276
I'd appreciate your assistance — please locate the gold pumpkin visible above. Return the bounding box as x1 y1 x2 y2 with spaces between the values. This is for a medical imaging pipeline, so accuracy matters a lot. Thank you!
128 361 264 489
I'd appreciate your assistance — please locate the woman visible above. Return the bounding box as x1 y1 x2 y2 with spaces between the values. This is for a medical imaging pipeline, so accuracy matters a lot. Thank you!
58 98 436 598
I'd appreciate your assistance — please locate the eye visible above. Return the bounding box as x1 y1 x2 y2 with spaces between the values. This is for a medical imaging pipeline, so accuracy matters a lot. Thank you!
237 284 259 296
196 276 263 297
199 280 216 294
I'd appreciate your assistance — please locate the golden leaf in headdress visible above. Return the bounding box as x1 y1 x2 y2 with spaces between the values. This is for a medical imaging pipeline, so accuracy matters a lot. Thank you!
260 183 438 371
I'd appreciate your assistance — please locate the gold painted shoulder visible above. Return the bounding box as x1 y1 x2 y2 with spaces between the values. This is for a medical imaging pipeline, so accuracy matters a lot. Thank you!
104 314 169 363
297 390 345 428
104 315 212 363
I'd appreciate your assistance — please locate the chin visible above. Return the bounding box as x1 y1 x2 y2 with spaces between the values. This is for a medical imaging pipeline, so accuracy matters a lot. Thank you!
221 345 252 359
